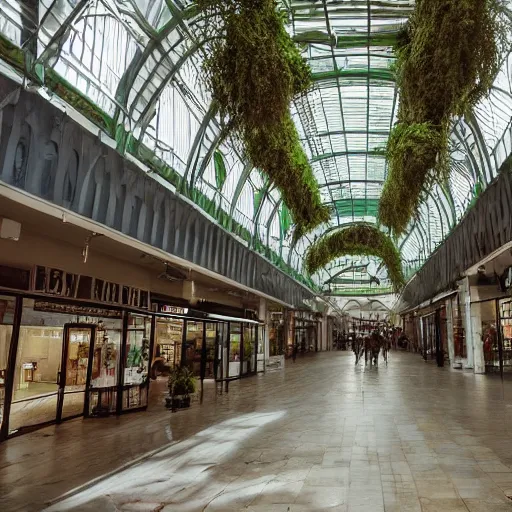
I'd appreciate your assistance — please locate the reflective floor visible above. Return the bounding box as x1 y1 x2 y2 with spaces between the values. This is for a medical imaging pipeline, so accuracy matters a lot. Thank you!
4 352 512 511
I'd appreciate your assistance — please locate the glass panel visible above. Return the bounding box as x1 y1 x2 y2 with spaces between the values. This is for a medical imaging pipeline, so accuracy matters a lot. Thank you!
243 325 255 374
269 313 285 357
205 323 216 379
257 325 265 372
215 322 228 380
185 321 203 376
0 295 15 433
499 299 512 371
154 318 183 372
453 296 467 359
89 318 122 416
286 312 295 358
481 301 498 372
228 323 241 377
123 314 151 410
62 391 86 419
61 327 91 420
10 299 71 432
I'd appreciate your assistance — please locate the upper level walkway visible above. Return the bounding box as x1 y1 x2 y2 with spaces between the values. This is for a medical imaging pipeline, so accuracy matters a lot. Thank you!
3 352 512 512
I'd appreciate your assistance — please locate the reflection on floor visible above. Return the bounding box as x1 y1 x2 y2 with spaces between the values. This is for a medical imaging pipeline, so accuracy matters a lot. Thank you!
13 382 58 401
3 353 512 511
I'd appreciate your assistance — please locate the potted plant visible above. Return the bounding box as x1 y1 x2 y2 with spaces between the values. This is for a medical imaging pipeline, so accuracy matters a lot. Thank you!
166 366 196 411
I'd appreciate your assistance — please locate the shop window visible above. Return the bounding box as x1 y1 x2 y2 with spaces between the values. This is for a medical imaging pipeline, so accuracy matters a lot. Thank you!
269 314 284 356
10 300 71 433
0 295 16 434
89 318 122 416
257 325 265 371
228 323 241 377
205 323 216 379
243 324 255 374
499 299 512 371
481 301 499 372
122 314 151 410
185 321 203 377
154 318 183 373
215 322 229 380
452 296 467 359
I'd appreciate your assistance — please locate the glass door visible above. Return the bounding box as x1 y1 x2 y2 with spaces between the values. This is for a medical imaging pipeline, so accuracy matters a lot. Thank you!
215 322 228 381
58 325 94 422
243 324 255 374
204 323 216 379
228 323 241 377
185 321 203 376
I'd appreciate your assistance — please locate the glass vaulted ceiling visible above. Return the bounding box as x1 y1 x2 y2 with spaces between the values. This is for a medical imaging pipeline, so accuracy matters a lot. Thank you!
1 0 512 296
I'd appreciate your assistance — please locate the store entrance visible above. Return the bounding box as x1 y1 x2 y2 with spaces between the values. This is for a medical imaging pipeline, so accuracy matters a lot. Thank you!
57 325 95 422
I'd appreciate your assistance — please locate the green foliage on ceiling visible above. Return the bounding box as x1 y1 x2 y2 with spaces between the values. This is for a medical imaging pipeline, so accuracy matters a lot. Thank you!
379 122 447 236
0 29 319 293
198 0 330 236
379 0 509 236
304 224 405 292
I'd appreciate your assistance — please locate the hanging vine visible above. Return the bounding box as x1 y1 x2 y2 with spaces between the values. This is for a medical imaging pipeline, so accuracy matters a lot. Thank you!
198 0 330 234
304 224 405 291
379 0 509 236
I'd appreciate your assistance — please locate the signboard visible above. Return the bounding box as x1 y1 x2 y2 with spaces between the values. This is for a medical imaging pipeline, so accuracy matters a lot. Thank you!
33 300 122 318
33 266 149 309
160 305 188 315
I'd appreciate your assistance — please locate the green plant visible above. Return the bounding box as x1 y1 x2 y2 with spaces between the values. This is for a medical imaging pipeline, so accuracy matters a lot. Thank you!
243 339 253 362
168 366 197 397
379 122 447 236
304 224 405 292
396 0 508 125
198 0 329 235
126 344 142 368
126 338 150 369
380 0 509 233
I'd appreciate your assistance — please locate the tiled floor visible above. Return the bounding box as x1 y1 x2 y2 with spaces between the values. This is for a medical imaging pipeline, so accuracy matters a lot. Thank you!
4 352 512 511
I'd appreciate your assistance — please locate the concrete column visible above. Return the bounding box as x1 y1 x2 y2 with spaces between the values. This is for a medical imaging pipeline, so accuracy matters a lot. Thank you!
258 298 269 363
471 302 485 374
445 298 455 367
322 317 328 352
462 278 474 369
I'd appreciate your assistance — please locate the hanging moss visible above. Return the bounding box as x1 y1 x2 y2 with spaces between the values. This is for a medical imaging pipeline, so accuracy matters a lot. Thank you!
198 0 329 234
380 0 509 234
379 122 447 236
304 224 405 292
397 0 508 124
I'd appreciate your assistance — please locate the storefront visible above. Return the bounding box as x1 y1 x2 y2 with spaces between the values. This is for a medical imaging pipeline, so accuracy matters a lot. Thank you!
0 265 266 441
294 311 318 353
268 311 285 357
477 298 512 374
419 306 448 365
451 293 467 365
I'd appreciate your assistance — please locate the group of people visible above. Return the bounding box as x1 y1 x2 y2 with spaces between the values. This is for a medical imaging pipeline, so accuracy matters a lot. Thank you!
335 326 411 365
352 330 389 366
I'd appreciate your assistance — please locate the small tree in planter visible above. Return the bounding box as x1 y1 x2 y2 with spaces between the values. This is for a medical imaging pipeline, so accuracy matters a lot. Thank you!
166 367 197 411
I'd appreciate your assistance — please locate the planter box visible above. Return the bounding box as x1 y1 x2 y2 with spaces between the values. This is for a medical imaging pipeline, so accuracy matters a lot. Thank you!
165 395 191 410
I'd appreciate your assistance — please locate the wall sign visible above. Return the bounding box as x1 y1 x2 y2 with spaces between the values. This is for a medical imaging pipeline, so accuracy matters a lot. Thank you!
33 266 150 309
33 300 122 318
160 305 188 315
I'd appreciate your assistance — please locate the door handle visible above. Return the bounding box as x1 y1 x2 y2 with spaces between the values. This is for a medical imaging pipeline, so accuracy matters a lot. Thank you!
57 371 61 383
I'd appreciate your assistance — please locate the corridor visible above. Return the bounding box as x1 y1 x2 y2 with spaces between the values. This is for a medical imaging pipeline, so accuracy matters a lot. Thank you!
4 352 512 512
